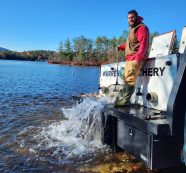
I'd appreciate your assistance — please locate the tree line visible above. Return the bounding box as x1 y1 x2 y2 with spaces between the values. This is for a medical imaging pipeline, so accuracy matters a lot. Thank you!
52 31 160 65
0 50 56 62
0 30 179 66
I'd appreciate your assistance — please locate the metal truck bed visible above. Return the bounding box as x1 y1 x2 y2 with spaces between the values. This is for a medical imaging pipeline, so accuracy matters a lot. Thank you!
102 104 182 169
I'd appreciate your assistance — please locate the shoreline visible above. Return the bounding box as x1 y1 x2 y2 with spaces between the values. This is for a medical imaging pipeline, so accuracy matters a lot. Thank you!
48 60 110 66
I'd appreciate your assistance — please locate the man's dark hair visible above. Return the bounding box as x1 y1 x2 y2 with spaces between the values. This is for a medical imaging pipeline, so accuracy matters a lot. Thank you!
128 10 138 17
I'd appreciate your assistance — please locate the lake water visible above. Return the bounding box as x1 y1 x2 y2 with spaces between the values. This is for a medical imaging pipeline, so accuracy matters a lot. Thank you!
0 59 184 173
0 60 109 172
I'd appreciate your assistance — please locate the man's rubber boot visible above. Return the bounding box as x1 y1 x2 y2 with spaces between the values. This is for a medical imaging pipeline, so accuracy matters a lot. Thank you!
114 84 135 107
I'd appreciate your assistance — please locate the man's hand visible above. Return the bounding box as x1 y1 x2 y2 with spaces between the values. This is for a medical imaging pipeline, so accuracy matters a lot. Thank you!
116 46 120 52
133 60 139 66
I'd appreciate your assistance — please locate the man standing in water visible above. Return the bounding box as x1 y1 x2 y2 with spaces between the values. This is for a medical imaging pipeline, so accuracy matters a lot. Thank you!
115 10 149 107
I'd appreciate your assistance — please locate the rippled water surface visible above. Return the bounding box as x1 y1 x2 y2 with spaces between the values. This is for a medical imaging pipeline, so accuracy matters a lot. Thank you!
0 60 106 172
0 60 185 173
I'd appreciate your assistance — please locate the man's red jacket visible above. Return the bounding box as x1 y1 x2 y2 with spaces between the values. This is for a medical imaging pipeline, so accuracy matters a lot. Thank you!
118 16 149 62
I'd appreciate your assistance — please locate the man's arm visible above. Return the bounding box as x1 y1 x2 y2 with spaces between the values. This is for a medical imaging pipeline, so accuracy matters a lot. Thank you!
134 25 149 62
116 43 126 51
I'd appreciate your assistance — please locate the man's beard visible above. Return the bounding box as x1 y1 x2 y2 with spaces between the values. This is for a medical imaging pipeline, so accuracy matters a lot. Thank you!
129 22 137 28
129 19 137 28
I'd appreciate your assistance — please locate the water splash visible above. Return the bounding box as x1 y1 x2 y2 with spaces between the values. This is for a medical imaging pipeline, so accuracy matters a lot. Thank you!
35 96 110 162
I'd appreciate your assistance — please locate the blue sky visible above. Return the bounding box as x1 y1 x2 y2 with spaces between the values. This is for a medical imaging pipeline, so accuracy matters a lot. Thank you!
0 0 186 52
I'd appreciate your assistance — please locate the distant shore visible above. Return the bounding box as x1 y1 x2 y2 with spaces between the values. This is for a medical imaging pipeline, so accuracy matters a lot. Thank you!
48 60 109 66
